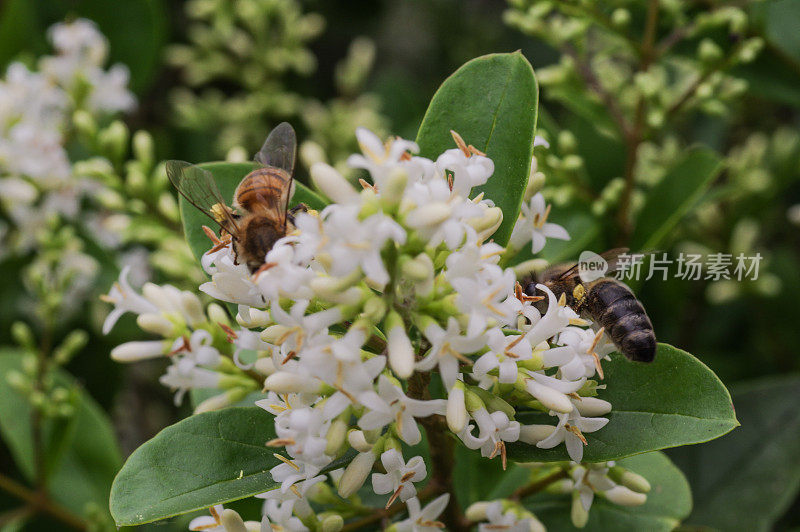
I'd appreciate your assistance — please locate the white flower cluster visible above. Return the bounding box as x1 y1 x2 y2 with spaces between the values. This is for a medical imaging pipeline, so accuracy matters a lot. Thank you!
0 18 135 251
466 461 650 530
107 128 618 530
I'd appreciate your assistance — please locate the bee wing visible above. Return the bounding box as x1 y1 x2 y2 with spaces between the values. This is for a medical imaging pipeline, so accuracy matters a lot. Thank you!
253 122 297 227
255 122 297 176
554 248 631 281
166 160 240 235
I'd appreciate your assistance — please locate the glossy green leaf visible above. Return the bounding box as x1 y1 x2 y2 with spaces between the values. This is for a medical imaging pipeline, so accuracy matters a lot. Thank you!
0 350 122 520
111 407 278 526
179 162 327 265
630 147 723 252
416 52 539 245
507 343 738 462
525 452 691 531
669 375 800 532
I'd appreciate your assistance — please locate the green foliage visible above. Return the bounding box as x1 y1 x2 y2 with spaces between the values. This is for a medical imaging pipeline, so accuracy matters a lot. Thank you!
179 161 327 265
416 52 539 245
0 350 121 522
110 407 278 526
508 344 738 462
669 376 800 531
630 147 724 251
526 452 692 531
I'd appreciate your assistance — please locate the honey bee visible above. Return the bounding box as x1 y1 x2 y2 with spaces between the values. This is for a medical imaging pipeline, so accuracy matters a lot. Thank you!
167 122 304 273
523 249 656 363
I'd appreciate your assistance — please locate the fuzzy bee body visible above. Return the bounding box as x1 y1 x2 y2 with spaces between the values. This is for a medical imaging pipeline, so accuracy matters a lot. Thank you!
167 122 299 273
524 250 657 363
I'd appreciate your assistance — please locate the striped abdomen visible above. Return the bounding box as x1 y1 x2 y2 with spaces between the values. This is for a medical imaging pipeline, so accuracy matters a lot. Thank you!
584 279 656 362
234 167 291 222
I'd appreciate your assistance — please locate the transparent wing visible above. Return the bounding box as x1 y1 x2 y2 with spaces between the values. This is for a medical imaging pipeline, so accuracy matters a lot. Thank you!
555 248 630 280
166 160 240 235
255 122 297 176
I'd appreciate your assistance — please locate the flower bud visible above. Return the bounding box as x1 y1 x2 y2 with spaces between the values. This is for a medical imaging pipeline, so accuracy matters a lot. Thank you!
338 451 376 498
347 429 373 453
465 501 490 521
571 490 589 528
310 270 363 300
463 389 485 413
574 397 612 417
132 130 155 169
225 146 248 162
137 313 176 337
53 330 88 365
194 388 249 414
400 253 434 282
525 379 573 413
311 162 359 204
158 192 180 224
326 417 348 456
254 357 276 376
608 467 651 494
111 340 167 362
98 120 129 162
611 8 630 27
602 485 647 506
468 206 503 242
207 303 231 327
381 168 409 208
320 514 344 532
264 372 323 394
300 141 327 168
385 310 414 378
698 38 723 64
180 292 206 327
11 321 36 351
519 424 557 444
72 110 96 139
447 381 468 433
220 508 248 532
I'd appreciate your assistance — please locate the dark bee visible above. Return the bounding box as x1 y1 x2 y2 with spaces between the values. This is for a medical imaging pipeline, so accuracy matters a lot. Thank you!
523 249 656 363
167 122 304 273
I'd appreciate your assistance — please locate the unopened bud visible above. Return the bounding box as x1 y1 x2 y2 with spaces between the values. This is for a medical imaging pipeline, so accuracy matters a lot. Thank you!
611 8 630 27
447 381 468 433
410 202 452 227
72 110 97 139
132 130 154 169
465 501 490 521
524 379 573 413
326 418 348 455
207 303 231 327
381 168 409 207
111 340 167 362
385 311 414 378
603 485 647 506
609 467 651 494
194 388 248 414
98 120 129 162
698 38 723 64
337 451 376 498
220 509 248 532
571 490 589 528
53 330 88 365
519 424 557 444
264 372 322 394
137 313 176 337
468 206 503 242
311 162 359 204
348 429 373 452
574 397 612 417
320 514 344 532
300 141 327 168
11 322 35 351
254 357 277 376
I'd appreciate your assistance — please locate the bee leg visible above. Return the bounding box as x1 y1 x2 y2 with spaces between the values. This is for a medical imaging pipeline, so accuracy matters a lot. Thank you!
287 203 309 225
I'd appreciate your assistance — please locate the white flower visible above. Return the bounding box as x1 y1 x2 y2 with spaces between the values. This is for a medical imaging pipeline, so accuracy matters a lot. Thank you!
371 449 427 505
510 193 570 253
200 244 264 307
536 402 610 462
402 179 485 249
347 127 419 189
479 501 543 532
393 494 449 532
321 205 406 287
159 365 221 406
418 317 486 390
101 265 159 334
473 328 532 384
188 504 262 532
272 406 331 468
255 238 315 302
435 143 494 197
458 409 520 463
261 500 308 532
358 375 446 445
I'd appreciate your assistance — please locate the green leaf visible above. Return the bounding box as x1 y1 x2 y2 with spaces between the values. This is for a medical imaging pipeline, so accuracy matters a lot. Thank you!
525 452 691 531
0 350 122 520
179 162 328 265
416 52 539 245
630 147 723 252
507 343 738 462
668 375 800 532
110 407 278 526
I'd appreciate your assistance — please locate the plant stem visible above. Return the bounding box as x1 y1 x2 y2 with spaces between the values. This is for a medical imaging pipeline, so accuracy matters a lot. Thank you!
407 371 470 531
0 473 87 531
510 468 570 501
616 0 660 244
